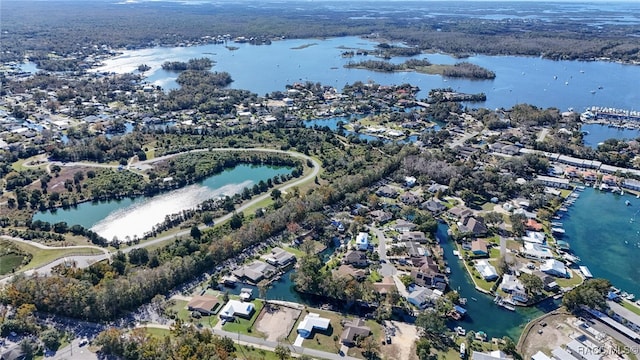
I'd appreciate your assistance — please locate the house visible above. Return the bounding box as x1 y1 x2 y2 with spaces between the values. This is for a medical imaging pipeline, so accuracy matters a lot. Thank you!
404 176 417 187
540 259 568 278
297 313 331 338
187 295 221 315
471 239 489 257
523 243 554 260
342 250 369 268
448 206 473 221
334 265 367 282
394 219 417 233
500 274 529 303
376 185 399 198
421 199 447 214
427 183 449 194
532 351 553 360
373 276 397 295
355 232 370 251
340 318 371 346
407 286 441 309
264 247 296 267
400 191 420 205
535 175 570 189
231 260 277 283
369 210 393 224
400 231 428 244
219 300 255 320
475 260 498 281
525 219 543 231
460 217 488 236
565 339 602 360
522 231 545 244
411 263 448 291
1 346 25 360
471 350 512 360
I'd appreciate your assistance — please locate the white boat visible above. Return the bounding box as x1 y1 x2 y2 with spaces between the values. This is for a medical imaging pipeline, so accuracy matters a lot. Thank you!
455 326 466 336
552 227 566 235
626 200 631 206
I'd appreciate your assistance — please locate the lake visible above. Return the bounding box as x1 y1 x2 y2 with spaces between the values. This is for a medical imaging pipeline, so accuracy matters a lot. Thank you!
33 164 292 241
582 123 640 149
94 36 640 112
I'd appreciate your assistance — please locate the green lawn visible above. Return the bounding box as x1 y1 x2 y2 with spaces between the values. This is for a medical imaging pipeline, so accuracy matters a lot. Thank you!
0 253 26 275
222 300 265 337
286 308 345 354
621 300 640 316
369 269 383 283
554 270 583 288
489 248 501 259
10 242 105 271
235 345 281 360
170 300 191 321
144 327 171 339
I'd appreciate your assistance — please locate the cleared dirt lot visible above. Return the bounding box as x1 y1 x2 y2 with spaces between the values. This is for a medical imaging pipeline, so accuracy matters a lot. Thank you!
380 320 419 360
519 312 574 359
254 303 301 342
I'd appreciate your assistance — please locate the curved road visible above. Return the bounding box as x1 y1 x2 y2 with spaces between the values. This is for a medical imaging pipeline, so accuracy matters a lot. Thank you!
3 148 320 282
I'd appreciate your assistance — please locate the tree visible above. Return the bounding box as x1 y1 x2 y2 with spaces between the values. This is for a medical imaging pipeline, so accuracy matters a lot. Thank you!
415 311 446 339
190 225 202 240
229 212 243 230
271 188 282 201
274 344 291 360
40 328 62 350
362 336 381 360
500 336 517 355
519 273 543 298
562 278 611 312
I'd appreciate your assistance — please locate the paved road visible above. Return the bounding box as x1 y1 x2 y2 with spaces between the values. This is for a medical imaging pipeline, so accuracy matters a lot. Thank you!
2 148 320 283
370 226 397 277
141 324 358 360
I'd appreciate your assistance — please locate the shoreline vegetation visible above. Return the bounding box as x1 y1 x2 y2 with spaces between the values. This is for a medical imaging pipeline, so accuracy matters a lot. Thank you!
344 59 497 80
290 43 318 50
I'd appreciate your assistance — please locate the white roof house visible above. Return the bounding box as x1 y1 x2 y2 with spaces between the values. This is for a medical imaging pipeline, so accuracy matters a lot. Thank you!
471 350 511 360
475 260 498 281
540 259 568 278
219 300 255 320
523 243 554 260
531 351 553 360
523 231 545 244
297 313 330 338
355 232 370 251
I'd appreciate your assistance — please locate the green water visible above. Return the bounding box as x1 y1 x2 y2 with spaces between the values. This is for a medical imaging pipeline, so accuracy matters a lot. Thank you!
33 164 292 240
561 187 640 296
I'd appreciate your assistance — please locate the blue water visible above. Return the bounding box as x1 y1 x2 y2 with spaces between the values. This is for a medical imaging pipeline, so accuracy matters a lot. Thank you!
95 36 640 111
33 164 292 240
561 188 640 297
437 224 553 340
582 123 640 149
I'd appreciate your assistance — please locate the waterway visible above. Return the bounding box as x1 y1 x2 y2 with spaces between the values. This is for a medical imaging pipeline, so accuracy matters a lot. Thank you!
560 187 640 298
436 224 557 340
93 36 640 111
582 123 640 149
33 164 292 240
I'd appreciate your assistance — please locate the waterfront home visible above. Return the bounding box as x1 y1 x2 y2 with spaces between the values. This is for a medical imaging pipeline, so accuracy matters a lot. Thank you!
622 178 640 191
334 265 367 282
394 219 418 233
522 231 545 244
400 231 428 244
297 313 331 338
540 259 568 278
263 247 296 267
219 300 255 320
411 263 447 290
564 167 580 178
471 239 489 257
523 243 554 260
602 175 618 186
448 206 473 221
471 350 512 360
355 232 370 251
535 175 571 189
525 219 543 232
231 260 277 283
407 286 441 309
475 260 498 281
459 217 488 237
340 318 371 346
342 250 369 268
187 295 222 315
500 274 529 303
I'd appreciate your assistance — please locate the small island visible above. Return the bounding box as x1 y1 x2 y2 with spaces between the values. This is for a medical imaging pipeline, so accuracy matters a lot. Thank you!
161 57 214 71
345 59 496 80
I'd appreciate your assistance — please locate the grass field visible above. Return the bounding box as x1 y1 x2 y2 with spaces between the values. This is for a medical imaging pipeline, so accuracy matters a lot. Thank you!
222 300 265 337
287 308 345 354
0 253 26 275
621 300 640 316
8 241 105 272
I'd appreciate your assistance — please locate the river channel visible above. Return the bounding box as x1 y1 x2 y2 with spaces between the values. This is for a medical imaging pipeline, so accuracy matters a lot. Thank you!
33 164 292 241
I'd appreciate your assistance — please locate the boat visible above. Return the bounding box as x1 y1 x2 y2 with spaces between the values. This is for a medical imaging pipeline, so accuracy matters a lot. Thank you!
579 266 593 279
455 326 466 336
471 297 477 301
626 200 631 206
551 227 566 235
551 222 563 227
459 297 467 305
445 267 451 274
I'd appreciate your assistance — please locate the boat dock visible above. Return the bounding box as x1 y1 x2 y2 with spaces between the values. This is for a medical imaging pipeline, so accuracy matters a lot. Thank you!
579 265 593 279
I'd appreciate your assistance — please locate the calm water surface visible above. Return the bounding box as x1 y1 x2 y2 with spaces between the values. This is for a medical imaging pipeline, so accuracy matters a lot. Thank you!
33 164 292 240
582 123 640 149
94 36 640 111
